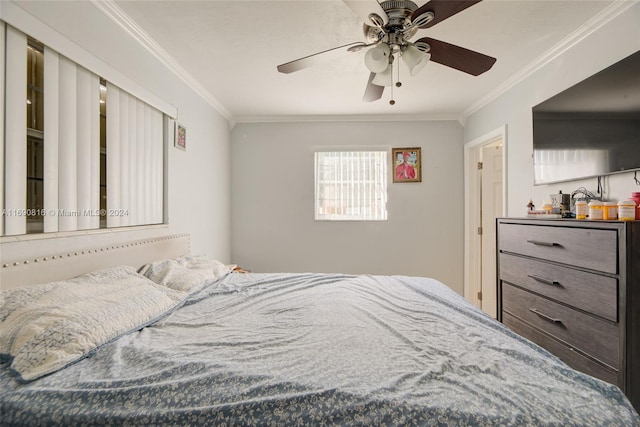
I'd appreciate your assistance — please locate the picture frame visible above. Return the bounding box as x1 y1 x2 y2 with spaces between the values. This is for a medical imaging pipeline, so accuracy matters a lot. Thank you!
392 147 422 183
174 122 186 151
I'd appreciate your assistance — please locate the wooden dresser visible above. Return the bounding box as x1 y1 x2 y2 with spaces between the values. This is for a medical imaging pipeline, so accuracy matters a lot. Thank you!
497 218 639 412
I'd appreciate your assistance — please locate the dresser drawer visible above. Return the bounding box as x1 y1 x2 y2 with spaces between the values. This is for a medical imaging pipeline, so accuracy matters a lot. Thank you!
503 313 619 386
499 253 618 322
502 283 619 369
498 223 617 274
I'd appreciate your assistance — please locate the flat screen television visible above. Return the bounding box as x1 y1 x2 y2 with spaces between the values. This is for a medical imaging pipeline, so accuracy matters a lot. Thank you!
532 50 640 185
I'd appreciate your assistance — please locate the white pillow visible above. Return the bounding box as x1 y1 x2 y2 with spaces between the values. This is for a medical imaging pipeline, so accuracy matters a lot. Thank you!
140 255 235 293
0 265 186 381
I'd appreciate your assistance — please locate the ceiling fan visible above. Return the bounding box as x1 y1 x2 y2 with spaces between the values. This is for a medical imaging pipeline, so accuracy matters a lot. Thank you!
277 0 497 104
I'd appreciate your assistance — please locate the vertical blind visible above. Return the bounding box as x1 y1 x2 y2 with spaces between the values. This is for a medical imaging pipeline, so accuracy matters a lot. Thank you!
0 22 5 236
314 151 388 221
106 83 163 227
2 24 164 236
53 55 101 232
4 25 27 235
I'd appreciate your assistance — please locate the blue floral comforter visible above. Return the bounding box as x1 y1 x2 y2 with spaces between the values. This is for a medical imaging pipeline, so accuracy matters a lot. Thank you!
1 273 638 425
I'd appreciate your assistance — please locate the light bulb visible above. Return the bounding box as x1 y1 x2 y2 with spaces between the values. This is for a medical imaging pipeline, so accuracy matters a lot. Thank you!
402 45 430 76
365 44 391 73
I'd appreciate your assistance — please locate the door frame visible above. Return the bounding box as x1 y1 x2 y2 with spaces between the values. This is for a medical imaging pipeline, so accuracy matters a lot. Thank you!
463 125 508 309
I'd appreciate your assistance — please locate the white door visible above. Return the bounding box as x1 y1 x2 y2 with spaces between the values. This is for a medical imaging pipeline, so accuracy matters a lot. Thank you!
480 144 503 318
463 126 506 316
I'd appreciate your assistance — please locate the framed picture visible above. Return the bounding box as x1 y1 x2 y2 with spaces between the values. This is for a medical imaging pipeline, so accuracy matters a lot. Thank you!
392 147 421 183
174 122 186 151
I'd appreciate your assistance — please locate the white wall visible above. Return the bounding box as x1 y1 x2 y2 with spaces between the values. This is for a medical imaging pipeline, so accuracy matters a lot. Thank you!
231 120 466 294
464 4 640 214
0 1 231 260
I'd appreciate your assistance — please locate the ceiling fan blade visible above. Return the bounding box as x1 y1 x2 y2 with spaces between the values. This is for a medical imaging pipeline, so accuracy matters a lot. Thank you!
412 0 482 29
363 72 384 102
344 0 389 27
417 37 496 76
277 42 367 74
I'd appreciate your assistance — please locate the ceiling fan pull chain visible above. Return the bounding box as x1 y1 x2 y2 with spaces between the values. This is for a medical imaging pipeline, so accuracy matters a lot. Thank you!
390 54 398 105
396 53 402 88
390 78 395 105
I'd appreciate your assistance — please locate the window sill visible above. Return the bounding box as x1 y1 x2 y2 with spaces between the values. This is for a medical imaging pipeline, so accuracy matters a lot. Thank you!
0 224 169 244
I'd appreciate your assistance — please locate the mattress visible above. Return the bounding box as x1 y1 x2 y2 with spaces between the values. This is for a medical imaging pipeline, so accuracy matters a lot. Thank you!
1 271 638 425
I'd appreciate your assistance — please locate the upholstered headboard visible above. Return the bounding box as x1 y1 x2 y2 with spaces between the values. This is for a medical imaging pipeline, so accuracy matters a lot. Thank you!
1 234 190 290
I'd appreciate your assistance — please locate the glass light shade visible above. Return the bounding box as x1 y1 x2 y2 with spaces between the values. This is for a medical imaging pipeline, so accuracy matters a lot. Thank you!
364 44 391 73
402 45 430 76
372 65 393 86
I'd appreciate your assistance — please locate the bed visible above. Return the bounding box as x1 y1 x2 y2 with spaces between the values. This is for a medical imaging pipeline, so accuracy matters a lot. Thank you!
1 234 639 426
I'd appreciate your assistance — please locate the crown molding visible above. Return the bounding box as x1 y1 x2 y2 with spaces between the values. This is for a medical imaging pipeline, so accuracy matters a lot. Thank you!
234 113 461 124
460 0 638 123
91 0 235 127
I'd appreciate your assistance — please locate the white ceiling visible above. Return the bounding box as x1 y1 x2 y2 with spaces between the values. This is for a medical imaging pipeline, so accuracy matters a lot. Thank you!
112 0 620 123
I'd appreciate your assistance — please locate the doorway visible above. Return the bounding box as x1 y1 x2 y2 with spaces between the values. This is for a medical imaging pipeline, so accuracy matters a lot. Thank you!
464 126 507 318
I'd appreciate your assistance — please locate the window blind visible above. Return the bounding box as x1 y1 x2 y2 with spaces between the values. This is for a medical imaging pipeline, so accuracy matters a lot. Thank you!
4 25 27 235
106 83 163 227
0 21 7 236
2 24 165 236
55 56 101 232
75 64 101 230
315 151 388 221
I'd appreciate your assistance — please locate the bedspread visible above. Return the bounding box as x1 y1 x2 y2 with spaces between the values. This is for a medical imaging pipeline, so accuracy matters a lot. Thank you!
1 273 638 426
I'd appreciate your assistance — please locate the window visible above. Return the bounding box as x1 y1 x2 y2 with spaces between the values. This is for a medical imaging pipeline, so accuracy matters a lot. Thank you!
2 25 164 236
314 151 387 221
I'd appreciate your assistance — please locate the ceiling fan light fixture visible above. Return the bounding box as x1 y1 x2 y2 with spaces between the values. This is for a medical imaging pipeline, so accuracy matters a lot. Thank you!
364 43 391 73
402 44 430 76
372 64 393 86
277 0 496 104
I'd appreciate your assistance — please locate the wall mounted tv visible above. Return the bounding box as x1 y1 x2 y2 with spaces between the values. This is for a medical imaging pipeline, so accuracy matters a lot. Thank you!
532 50 640 185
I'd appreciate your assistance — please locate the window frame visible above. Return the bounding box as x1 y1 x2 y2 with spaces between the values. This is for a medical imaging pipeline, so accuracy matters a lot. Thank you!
2 26 167 237
314 150 388 221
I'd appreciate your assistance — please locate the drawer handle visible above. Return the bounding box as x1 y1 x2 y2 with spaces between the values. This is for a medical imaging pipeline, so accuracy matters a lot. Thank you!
530 308 563 325
528 274 561 286
526 239 561 247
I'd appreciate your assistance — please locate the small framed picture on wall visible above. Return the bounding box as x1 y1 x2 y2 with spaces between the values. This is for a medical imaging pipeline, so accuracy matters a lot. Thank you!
175 122 186 151
392 147 421 183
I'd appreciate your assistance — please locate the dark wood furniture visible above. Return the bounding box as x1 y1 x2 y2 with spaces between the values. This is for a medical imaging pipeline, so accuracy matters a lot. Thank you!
497 218 639 412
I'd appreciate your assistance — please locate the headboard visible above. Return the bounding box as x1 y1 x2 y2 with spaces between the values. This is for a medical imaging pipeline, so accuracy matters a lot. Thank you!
1 234 190 290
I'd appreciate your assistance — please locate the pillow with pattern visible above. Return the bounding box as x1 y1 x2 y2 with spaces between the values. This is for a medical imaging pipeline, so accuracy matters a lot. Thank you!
0 265 186 381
